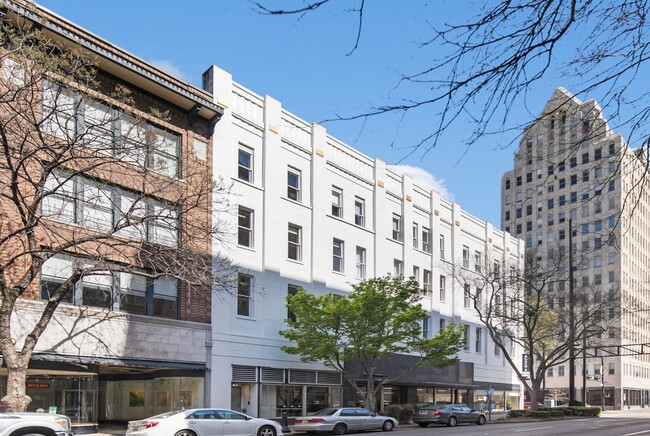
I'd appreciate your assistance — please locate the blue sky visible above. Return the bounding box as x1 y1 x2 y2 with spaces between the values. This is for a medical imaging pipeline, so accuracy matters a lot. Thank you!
37 0 594 227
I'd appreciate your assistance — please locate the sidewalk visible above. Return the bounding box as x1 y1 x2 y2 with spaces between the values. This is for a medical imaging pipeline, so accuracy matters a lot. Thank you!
601 407 650 418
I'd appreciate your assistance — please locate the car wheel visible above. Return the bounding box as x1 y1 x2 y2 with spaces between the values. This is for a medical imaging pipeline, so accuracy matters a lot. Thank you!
417 423 429 428
477 415 486 425
174 431 197 436
332 423 347 435
258 425 277 436
381 420 394 432
447 416 457 427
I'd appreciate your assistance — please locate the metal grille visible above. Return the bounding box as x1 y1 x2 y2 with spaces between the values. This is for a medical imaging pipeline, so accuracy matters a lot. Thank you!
232 365 257 382
261 367 285 383
317 371 342 385
289 370 316 384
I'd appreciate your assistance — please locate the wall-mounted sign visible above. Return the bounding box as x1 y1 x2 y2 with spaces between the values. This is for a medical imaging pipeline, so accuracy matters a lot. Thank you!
27 383 50 389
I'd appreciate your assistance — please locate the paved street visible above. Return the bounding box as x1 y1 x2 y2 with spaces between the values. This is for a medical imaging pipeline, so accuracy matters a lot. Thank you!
92 409 650 436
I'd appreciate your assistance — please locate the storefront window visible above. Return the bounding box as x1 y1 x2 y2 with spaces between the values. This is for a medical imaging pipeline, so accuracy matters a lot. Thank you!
435 388 452 404
260 385 302 418
0 373 98 424
306 386 342 413
416 387 434 405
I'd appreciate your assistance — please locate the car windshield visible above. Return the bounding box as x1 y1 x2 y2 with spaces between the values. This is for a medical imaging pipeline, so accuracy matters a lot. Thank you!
311 408 339 416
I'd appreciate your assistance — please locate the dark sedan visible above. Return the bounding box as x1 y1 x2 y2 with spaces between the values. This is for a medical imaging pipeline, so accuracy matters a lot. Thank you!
412 404 486 427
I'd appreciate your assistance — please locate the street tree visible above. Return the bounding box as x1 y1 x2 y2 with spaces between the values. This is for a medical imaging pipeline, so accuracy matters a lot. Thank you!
280 275 465 412
453 249 619 410
0 18 234 411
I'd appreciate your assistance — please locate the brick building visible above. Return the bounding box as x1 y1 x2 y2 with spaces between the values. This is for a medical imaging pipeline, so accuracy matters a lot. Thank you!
0 0 223 425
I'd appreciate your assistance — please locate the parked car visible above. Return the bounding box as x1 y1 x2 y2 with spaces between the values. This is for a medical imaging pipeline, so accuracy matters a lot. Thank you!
292 407 397 434
412 404 486 427
126 409 283 436
0 411 73 436
523 402 544 410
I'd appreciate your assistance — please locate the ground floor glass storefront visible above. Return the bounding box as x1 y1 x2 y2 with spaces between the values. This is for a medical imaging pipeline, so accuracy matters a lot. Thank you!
231 365 343 419
258 384 342 418
411 386 519 411
0 360 205 424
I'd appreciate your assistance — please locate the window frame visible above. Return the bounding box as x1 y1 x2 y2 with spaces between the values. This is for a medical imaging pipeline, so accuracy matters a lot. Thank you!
287 167 302 202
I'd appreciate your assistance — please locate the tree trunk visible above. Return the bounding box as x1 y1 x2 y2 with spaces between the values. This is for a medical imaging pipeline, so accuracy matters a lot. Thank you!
1 362 31 412
365 373 377 413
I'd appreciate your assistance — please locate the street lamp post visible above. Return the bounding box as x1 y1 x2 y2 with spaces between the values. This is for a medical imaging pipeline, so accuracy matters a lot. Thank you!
569 219 576 405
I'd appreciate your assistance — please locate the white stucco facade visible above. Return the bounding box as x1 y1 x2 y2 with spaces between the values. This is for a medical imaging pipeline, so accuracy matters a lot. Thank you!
204 66 524 418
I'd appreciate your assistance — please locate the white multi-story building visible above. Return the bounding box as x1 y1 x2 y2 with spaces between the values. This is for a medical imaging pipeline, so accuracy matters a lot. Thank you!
501 87 650 409
204 66 524 418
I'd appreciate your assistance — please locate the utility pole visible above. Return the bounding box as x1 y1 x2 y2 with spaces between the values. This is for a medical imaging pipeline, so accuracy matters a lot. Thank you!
569 219 576 405
582 332 587 405
601 357 605 411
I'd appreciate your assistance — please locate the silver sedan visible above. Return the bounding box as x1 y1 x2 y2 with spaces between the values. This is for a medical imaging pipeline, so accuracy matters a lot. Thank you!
291 408 397 435
127 409 283 436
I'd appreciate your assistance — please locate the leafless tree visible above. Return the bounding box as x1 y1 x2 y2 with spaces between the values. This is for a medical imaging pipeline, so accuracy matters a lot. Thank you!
254 0 650 155
452 248 619 410
0 21 235 411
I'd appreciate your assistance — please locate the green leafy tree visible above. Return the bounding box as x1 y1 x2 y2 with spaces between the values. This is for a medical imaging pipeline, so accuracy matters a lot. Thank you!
281 275 464 412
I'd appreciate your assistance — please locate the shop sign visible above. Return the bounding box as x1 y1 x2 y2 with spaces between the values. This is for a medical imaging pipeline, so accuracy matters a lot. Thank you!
522 355 530 375
27 382 50 389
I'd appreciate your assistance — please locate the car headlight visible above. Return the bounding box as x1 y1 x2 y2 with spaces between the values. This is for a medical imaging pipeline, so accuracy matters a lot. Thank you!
54 418 71 431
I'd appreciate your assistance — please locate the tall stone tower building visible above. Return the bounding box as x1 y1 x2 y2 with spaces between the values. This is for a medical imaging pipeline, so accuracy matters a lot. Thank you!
501 87 650 409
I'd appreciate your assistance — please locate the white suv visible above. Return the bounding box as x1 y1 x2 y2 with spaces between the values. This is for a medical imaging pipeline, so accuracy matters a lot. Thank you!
0 412 73 436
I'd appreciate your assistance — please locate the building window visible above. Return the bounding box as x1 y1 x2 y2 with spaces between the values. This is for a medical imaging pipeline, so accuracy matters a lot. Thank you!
546 367 554 377
333 239 344 272
412 223 419 248
462 246 470 268
355 247 366 279
237 274 253 317
288 224 302 261
474 251 482 272
237 205 254 247
354 197 365 227
287 168 301 202
43 82 180 177
439 318 446 331
464 284 471 308
412 266 420 282
287 285 299 322
494 341 501 356
423 270 431 294
331 187 343 218
43 171 178 247
393 259 403 276
238 147 253 182
422 228 431 253
558 366 565 376
438 234 444 259
392 214 402 241
439 275 446 301
423 316 431 339
463 325 470 351
475 327 482 353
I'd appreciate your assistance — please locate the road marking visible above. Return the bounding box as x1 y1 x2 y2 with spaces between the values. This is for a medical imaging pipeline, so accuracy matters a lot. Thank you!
620 431 650 436
515 427 554 432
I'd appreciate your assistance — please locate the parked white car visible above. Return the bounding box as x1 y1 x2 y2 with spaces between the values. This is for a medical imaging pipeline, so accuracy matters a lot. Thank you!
127 408 284 436
0 412 73 436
